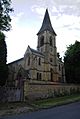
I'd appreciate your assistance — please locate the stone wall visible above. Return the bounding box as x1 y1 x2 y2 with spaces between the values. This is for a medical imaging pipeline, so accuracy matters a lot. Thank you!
0 87 22 102
24 80 80 101
6 87 21 102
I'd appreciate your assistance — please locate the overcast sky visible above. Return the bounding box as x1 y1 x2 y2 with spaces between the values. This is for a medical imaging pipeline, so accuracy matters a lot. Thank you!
6 0 80 63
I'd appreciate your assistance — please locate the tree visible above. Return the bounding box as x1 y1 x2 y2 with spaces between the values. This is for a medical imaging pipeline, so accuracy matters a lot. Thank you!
0 32 8 86
0 0 13 31
0 0 13 86
64 41 80 84
57 52 60 58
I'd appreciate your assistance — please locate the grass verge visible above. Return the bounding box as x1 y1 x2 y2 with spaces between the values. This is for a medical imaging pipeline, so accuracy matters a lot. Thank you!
0 102 30 110
0 94 80 116
32 94 80 109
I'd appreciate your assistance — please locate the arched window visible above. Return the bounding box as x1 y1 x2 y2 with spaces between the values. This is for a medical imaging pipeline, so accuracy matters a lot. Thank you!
39 73 42 80
28 57 30 66
38 58 41 65
37 72 39 80
50 58 53 62
50 36 53 46
59 64 61 71
37 72 42 80
50 68 53 81
40 36 44 47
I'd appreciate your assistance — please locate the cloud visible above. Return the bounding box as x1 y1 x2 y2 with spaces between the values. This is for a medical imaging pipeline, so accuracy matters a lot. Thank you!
10 12 24 29
51 13 80 57
31 5 45 16
6 12 37 63
6 0 80 63
52 6 59 13
17 12 24 17
31 1 80 57
31 0 80 16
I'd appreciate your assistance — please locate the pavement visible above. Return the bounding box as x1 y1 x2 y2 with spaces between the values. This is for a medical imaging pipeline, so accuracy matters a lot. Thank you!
0 96 80 119
1 101 80 119
0 106 33 117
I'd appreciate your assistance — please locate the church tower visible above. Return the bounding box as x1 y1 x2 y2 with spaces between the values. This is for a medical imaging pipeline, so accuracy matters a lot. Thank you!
37 9 58 81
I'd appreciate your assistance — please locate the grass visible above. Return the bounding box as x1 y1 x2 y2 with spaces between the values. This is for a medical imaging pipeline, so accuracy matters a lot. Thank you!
0 94 80 112
32 94 80 109
0 101 31 110
0 101 34 116
0 94 80 116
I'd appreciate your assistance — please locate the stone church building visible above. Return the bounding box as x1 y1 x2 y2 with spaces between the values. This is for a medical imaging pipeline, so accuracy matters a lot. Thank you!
8 9 65 88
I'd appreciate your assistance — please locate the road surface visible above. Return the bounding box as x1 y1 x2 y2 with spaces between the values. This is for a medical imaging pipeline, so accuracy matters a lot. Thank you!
1 102 80 119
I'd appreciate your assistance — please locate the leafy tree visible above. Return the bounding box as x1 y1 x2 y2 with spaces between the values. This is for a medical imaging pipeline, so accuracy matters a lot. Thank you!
0 0 13 86
57 52 60 58
0 32 8 86
0 0 13 31
64 41 80 84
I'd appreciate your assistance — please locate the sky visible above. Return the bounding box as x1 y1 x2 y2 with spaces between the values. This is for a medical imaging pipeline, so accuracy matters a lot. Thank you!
5 0 80 63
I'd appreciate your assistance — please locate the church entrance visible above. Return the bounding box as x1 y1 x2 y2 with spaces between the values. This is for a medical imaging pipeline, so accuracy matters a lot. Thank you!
16 67 25 101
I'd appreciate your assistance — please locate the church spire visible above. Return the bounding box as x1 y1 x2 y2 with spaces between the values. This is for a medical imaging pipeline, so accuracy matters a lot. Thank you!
37 9 57 35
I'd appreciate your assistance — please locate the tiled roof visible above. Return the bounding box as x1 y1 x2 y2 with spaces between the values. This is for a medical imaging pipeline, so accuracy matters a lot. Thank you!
30 47 44 57
8 58 23 65
37 9 57 35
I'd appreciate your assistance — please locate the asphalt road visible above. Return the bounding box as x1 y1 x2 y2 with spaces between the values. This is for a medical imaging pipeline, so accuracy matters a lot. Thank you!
1 102 80 119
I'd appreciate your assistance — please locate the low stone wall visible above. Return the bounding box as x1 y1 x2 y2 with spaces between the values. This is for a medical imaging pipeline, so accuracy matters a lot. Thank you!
0 87 21 102
24 80 80 101
6 87 21 102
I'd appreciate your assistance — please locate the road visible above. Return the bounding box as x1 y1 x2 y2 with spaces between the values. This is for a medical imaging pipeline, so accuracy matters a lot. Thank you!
1 102 80 119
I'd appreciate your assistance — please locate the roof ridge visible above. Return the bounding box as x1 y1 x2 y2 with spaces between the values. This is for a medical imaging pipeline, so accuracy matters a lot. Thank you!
30 47 44 56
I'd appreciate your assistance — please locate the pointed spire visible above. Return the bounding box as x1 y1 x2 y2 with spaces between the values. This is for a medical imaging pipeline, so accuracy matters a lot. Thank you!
37 9 57 35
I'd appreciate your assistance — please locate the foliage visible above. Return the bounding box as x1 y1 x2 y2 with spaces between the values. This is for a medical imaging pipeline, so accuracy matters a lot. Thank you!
0 0 13 86
57 52 62 61
64 41 80 83
0 32 8 86
57 52 60 58
0 0 13 31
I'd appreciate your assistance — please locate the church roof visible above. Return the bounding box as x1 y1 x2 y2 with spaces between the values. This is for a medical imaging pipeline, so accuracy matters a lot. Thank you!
30 47 44 57
37 9 57 35
8 57 23 65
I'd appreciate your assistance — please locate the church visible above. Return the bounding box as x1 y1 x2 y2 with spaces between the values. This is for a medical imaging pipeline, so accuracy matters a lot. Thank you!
8 9 65 88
